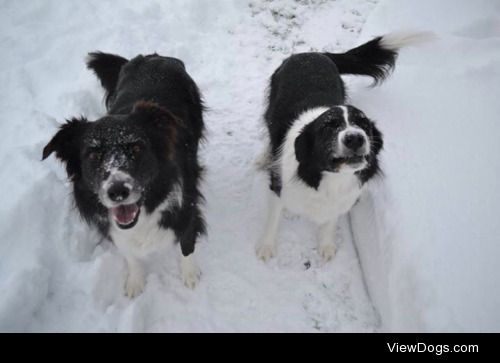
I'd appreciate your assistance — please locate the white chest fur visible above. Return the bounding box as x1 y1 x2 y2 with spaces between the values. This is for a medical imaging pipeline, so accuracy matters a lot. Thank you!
109 185 182 259
279 108 363 225
110 207 176 258
281 171 362 225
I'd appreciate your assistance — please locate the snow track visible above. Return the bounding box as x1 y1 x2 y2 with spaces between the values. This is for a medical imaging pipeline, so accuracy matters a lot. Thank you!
0 0 380 332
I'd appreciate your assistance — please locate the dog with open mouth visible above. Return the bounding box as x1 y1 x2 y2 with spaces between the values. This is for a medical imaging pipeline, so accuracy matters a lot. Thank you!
43 52 206 297
256 32 430 262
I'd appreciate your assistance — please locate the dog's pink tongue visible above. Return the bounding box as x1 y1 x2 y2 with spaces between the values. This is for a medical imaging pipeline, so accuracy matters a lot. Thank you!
111 204 139 225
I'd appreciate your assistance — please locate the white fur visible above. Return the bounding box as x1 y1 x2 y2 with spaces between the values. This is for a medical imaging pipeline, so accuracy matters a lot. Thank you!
256 107 364 262
318 219 338 262
256 189 282 261
336 105 370 157
124 257 145 298
280 108 363 225
341 105 350 126
254 144 272 171
181 254 201 289
109 183 199 297
379 31 436 50
99 169 141 208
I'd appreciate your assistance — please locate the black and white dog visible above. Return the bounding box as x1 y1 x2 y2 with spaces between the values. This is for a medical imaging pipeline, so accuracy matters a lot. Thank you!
43 52 205 297
256 33 428 262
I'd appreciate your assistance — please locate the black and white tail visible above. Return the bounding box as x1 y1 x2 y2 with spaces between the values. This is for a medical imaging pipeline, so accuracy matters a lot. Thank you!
86 51 128 106
324 31 434 84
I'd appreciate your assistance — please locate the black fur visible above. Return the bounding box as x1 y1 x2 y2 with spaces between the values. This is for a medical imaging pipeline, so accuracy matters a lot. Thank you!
264 37 394 193
86 52 128 107
44 52 206 256
324 37 397 85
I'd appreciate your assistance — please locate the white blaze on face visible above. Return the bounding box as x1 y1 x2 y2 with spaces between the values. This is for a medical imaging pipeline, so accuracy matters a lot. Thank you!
98 168 143 228
99 168 141 208
336 106 370 157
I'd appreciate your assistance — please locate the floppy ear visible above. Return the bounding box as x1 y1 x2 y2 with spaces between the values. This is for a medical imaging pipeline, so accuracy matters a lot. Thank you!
133 101 184 160
370 122 384 156
132 100 183 131
294 126 314 164
42 117 89 178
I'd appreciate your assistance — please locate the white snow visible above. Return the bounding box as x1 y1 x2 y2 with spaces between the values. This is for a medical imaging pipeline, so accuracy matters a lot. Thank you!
0 0 379 332
349 0 500 332
1 0 499 332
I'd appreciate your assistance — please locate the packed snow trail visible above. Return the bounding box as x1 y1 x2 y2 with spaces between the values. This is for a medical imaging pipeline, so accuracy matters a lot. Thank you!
0 0 379 332
351 0 500 332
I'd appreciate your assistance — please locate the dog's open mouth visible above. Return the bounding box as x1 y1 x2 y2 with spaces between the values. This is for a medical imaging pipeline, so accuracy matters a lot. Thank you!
110 203 140 229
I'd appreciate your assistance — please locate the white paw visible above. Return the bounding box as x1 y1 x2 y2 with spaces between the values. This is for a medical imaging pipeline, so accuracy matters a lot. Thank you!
256 243 275 262
181 255 201 289
125 271 145 298
319 243 336 263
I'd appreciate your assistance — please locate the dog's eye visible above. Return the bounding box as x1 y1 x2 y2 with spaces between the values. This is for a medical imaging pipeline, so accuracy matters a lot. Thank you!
357 118 370 128
324 122 343 131
130 144 142 159
88 151 101 161
132 144 141 155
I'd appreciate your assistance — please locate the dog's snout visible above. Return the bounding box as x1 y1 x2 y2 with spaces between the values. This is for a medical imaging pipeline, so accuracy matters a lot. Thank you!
107 183 130 202
343 132 365 151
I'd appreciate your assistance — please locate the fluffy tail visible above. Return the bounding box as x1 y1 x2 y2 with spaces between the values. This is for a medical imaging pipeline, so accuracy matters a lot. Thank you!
86 51 128 106
324 31 434 85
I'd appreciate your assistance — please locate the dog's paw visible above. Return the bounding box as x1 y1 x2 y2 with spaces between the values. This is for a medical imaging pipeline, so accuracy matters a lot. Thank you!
319 243 336 263
125 271 145 298
181 256 201 289
256 243 275 262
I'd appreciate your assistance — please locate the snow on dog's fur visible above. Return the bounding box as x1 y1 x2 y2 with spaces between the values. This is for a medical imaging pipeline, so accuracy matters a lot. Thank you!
43 52 206 297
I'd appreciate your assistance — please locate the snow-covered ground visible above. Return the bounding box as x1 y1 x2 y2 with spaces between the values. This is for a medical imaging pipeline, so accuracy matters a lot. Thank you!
1 0 499 332
0 0 379 332
350 0 500 332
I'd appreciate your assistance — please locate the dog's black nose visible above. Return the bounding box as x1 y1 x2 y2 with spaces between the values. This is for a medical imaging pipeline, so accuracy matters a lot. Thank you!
343 133 365 151
108 183 130 202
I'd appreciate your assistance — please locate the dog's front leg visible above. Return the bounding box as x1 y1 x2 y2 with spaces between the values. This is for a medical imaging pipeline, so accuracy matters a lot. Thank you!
177 208 203 289
124 255 145 298
114 239 146 298
180 253 201 289
256 189 283 261
318 217 339 263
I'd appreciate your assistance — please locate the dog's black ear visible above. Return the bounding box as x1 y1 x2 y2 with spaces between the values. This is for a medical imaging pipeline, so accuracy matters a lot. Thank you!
370 122 384 156
132 101 183 130
294 126 314 164
86 52 128 107
42 118 89 177
133 101 184 160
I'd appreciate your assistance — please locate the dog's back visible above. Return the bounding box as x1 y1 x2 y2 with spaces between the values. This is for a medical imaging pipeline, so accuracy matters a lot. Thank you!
87 53 204 141
263 32 430 174
265 53 346 154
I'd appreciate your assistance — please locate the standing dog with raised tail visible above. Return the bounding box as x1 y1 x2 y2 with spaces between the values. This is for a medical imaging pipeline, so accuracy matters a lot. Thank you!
256 32 432 262
43 53 206 297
